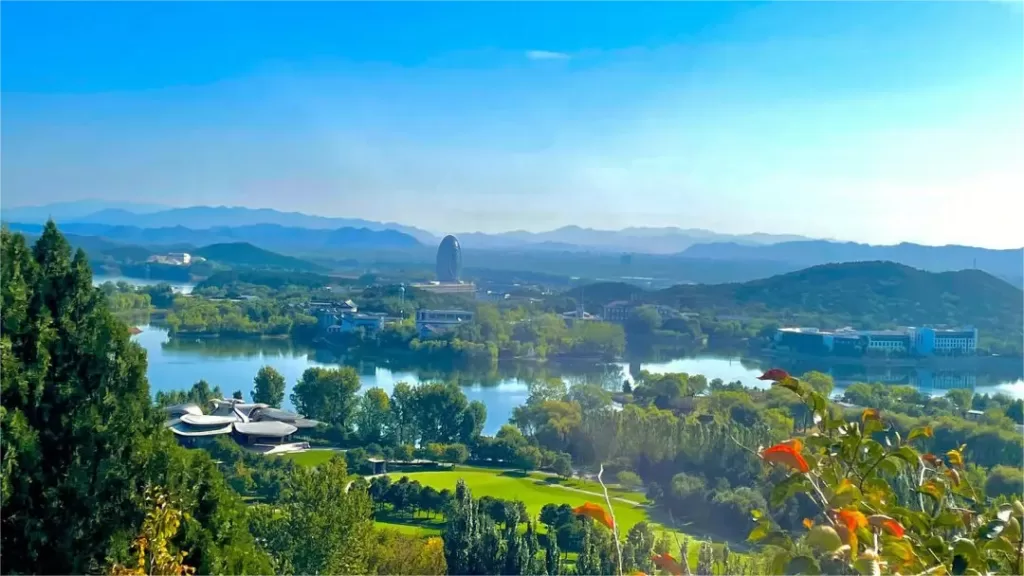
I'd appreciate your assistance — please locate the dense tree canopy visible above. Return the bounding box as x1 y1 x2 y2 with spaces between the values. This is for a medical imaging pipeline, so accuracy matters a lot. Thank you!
252 365 286 406
1 224 269 574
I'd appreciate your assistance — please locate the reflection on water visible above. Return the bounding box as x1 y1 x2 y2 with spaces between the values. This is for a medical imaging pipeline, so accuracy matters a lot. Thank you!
93 274 195 294
133 326 1024 435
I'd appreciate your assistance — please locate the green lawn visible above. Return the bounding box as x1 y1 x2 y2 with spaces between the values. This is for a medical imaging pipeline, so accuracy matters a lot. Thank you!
396 467 667 538
523 471 650 505
382 466 732 569
280 456 744 570
277 449 339 467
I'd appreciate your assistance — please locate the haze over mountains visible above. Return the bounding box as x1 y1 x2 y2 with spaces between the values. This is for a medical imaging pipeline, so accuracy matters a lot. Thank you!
3 201 1021 284
2 202 810 253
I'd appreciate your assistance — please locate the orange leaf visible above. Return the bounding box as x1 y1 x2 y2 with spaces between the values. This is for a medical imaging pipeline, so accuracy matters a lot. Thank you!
836 508 868 531
781 438 804 452
573 502 614 529
760 442 810 473
757 368 791 382
922 453 942 467
803 517 814 529
861 408 881 423
652 553 684 576
945 468 961 486
868 515 905 538
882 519 905 538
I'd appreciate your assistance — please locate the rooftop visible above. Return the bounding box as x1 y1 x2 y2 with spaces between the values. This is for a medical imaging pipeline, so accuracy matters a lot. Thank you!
164 398 321 444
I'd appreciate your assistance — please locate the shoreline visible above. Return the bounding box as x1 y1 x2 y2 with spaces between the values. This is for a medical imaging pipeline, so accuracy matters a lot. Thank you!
758 348 1023 367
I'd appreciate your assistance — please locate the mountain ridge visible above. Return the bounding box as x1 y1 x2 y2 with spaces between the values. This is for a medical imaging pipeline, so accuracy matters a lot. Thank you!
2 222 422 253
572 261 1023 353
681 240 1023 282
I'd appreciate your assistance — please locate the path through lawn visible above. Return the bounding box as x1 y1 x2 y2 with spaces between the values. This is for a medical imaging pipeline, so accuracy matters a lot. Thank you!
384 467 671 539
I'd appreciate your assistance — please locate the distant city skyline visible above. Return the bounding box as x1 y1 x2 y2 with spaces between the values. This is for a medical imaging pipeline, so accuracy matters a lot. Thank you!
2 2 1021 249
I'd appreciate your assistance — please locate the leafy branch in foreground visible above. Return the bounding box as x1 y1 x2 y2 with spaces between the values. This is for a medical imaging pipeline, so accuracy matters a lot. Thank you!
109 487 195 576
746 368 1024 575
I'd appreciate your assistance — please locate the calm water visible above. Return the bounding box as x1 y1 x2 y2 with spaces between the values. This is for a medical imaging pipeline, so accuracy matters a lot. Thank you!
133 326 1024 435
93 274 196 294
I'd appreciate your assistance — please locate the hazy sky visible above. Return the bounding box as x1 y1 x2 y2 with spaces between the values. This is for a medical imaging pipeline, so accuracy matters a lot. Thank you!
2 2 1022 247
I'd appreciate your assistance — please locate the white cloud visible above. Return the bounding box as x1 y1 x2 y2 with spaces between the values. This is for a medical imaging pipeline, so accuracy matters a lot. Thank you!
525 50 570 61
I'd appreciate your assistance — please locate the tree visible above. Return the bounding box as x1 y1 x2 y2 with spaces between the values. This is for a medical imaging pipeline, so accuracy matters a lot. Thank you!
946 388 974 413
545 526 562 575
413 381 469 445
616 470 643 490
109 487 195 576
624 521 655 574
442 443 470 464
552 452 573 479
290 366 362 428
625 305 661 335
801 371 834 397
750 369 1024 575
252 365 286 407
459 400 488 444
279 456 375 574
514 445 543 472
355 387 393 445
390 382 417 446
1 224 160 573
368 531 447 575
232 390 244 400
2 225 269 575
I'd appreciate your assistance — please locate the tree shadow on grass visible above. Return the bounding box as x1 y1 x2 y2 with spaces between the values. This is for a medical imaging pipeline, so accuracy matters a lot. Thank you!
498 470 530 479
373 510 447 531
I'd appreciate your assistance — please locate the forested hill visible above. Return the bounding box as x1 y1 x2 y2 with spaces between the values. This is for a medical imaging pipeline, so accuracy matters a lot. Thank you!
194 242 325 272
574 261 1024 350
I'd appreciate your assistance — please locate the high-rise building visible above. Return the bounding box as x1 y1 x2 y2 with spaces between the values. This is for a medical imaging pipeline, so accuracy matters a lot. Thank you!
436 235 463 283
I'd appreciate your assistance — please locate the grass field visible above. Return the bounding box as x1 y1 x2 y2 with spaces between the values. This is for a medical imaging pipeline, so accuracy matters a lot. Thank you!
277 449 339 467
387 467 673 539
278 455 743 569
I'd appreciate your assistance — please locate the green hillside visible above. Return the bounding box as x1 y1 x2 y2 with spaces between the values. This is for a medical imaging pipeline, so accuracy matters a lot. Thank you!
193 242 326 272
573 261 1023 353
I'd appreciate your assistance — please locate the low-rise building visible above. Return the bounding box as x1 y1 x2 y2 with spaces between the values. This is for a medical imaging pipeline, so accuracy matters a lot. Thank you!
416 309 474 338
561 309 600 326
164 399 319 452
602 301 634 323
411 281 477 296
774 325 979 357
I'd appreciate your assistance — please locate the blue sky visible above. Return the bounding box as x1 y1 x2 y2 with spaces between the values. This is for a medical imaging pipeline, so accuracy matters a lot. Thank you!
2 2 1021 247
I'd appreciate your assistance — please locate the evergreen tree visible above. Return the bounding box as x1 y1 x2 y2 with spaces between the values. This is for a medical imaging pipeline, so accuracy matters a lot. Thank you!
443 480 478 575
574 523 602 576
524 519 545 575
1 223 160 573
544 531 561 576
1 225 272 574
503 505 529 575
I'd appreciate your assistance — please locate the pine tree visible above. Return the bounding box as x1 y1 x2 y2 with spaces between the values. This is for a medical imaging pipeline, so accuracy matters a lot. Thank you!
1 223 160 573
443 480 477 575
524 520 546 575
544 529 561 576
574 523 602 576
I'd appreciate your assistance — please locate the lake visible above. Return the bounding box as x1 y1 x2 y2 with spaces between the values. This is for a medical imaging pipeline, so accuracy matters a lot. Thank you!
93 274 196 294
133 326 1024 436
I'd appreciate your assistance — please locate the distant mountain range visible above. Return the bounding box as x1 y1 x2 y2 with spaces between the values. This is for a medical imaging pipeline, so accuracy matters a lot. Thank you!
2 202 810 253
681 241 1024 285
453 226 810 253
2 222 422 253
3 202 1021 283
